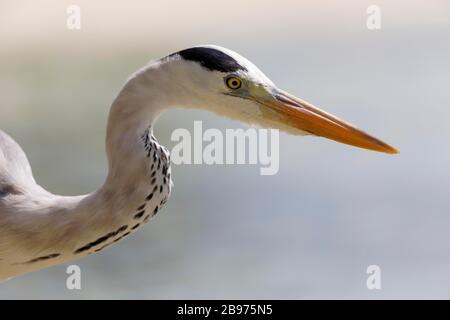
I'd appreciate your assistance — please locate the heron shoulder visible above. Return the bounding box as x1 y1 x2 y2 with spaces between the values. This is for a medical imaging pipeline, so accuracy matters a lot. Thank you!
0 130 35 194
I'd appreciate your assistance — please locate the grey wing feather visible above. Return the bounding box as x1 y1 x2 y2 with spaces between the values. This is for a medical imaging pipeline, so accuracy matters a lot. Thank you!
0 130 36 195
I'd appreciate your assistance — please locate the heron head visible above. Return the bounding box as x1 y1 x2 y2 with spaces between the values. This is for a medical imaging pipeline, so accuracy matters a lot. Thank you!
169 45 398 154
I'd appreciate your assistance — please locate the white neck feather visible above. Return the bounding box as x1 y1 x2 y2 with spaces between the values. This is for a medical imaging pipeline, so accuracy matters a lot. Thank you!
0 61 175 279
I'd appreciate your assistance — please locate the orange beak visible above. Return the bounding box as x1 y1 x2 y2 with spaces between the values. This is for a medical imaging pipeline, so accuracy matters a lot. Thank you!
261 89 399 154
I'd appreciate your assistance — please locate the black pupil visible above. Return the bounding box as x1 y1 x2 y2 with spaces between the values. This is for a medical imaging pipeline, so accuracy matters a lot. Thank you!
231 80 238 87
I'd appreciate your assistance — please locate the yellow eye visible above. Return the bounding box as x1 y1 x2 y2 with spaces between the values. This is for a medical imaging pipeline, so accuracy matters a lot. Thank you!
226 77 242 90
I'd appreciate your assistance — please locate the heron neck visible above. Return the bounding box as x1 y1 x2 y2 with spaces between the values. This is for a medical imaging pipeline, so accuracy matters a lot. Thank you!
104 62 176 179
28 64 174 246
0 62 178 276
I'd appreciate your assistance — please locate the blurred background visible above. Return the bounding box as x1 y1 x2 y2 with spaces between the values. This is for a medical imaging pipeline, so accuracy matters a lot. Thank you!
0 0 449 299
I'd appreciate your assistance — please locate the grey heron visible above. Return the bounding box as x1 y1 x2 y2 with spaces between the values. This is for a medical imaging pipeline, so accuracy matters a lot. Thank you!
0 45 398 280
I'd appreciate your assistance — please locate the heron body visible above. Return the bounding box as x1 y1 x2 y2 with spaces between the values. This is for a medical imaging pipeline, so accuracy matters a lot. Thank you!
0 45 398 280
